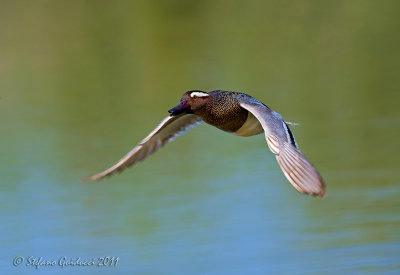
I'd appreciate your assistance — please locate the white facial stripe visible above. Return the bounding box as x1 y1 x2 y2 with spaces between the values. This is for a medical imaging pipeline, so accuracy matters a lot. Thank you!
190 92 209 98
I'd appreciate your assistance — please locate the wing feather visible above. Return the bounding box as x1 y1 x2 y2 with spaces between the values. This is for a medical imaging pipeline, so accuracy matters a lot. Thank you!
82 114 202 181
276 142 325 197
239 99 325 197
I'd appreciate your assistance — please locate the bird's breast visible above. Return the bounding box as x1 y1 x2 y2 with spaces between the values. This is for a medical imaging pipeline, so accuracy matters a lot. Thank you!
199 104 247 133
201 107 263 136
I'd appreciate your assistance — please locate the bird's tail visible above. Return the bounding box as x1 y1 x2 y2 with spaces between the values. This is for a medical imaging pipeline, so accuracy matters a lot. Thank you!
276 142 325 197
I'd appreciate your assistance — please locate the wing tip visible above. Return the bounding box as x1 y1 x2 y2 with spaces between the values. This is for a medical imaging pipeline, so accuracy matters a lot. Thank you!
277 143 326 198
292 180 326 198
81 170 116 182
292 182 326 198
80 174 104 182
310 185 326 198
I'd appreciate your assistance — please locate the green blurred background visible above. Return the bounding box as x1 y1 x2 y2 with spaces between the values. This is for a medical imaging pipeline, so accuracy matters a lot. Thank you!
1 1 399 274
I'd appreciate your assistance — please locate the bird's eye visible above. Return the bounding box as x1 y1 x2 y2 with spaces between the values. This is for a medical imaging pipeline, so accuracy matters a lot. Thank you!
192 95 197 99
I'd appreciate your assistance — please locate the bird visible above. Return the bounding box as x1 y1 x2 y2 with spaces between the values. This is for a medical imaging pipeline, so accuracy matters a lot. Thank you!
83 90 325 197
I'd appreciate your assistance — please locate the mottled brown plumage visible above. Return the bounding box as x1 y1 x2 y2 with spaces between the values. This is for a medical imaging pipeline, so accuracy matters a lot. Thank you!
192 91 249 132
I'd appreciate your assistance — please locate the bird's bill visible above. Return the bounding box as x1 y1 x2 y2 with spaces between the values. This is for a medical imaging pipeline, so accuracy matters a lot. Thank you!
168 101 190 116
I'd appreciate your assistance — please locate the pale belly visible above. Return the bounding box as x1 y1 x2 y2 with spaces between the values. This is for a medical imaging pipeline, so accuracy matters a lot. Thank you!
233 112 264 137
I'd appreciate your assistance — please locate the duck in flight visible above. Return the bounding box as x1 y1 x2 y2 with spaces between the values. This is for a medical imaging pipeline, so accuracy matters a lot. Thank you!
83 90 325 197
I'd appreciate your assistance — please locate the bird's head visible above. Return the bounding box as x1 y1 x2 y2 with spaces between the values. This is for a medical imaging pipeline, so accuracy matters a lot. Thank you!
168 90 210 116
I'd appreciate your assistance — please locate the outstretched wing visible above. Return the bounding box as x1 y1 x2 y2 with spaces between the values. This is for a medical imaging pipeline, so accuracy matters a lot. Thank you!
239 100 325 197
82 114 202 181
